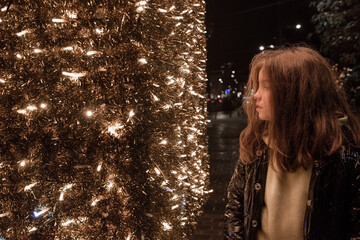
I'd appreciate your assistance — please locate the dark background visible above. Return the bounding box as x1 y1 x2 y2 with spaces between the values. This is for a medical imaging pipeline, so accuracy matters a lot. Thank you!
206 0 316 72
204 0 360 113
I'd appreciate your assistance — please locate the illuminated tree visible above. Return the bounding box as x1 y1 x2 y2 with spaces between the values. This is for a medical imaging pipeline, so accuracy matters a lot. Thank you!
0 0 209 239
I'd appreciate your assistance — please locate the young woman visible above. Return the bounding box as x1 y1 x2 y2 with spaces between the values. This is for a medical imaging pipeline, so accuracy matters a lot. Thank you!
224 46 360 240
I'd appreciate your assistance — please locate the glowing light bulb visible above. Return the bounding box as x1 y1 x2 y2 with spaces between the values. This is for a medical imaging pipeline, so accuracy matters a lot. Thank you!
61 46 73 51
160 140 167 145
86 50 100 56
129 110 135 118
136 6 144 12
259 46 265 51
126 233 132 240
62 184 73 191
16 54 22 59
20 160 26 167
16 30 29 36
34 49 43 53
95 28 103 34
97 164 102 172
107 181 114 190
40 103 47 108
52 18 66 23
33 208 50 218
182 68 190 73
59 192 64 201
26 105 37 111
17 109 26 114
138 58 147 65
62 71 87 79
61 219 74 226
108 123 123 137
66 11 77 18
152 93 159 101
154 167 161 175
0 212 10 218
0 78 5 83
24 182 37 191
162 221 172 231
91 199 100 206
137 1 147 5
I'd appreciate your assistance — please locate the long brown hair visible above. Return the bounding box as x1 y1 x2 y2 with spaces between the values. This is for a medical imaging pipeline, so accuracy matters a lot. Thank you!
239 46 360 172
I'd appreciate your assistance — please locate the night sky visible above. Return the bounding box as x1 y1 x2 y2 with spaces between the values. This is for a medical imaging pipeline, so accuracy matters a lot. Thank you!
205 0 316 72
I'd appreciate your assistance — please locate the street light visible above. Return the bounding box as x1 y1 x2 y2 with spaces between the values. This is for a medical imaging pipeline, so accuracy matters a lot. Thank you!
259 45 265 51
296 24 301 29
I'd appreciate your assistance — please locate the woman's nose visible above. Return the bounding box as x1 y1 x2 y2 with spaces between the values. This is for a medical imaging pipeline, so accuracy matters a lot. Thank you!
253 90 260 100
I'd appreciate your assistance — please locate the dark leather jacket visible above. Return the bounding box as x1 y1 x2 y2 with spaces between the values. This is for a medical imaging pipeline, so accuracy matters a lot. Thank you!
224 140 360 240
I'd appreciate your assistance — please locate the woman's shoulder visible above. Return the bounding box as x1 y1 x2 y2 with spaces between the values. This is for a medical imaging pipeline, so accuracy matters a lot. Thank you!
341 123 360 151
340 144 360 161
326 124 359 167
335 141 360 171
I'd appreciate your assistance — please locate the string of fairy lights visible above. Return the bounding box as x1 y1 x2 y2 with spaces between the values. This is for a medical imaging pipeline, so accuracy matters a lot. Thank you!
0 0 209 239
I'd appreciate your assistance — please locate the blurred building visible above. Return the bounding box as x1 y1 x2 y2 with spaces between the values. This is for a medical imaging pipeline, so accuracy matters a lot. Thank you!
207 62 248 112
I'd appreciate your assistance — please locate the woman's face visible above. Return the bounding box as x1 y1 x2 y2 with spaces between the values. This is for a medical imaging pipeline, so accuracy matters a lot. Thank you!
253 67 272 121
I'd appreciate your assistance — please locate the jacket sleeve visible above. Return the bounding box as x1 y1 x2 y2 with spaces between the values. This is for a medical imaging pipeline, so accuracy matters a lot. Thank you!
348 148 360 239
224 158 246 240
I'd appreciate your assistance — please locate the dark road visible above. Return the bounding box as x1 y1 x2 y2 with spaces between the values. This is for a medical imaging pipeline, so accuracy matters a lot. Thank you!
190 112 247 240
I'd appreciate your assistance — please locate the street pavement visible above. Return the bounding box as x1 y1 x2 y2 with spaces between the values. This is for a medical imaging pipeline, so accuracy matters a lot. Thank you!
189 111 247 240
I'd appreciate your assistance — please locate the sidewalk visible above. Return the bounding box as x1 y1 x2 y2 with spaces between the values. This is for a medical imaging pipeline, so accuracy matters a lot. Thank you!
189 111 247 240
